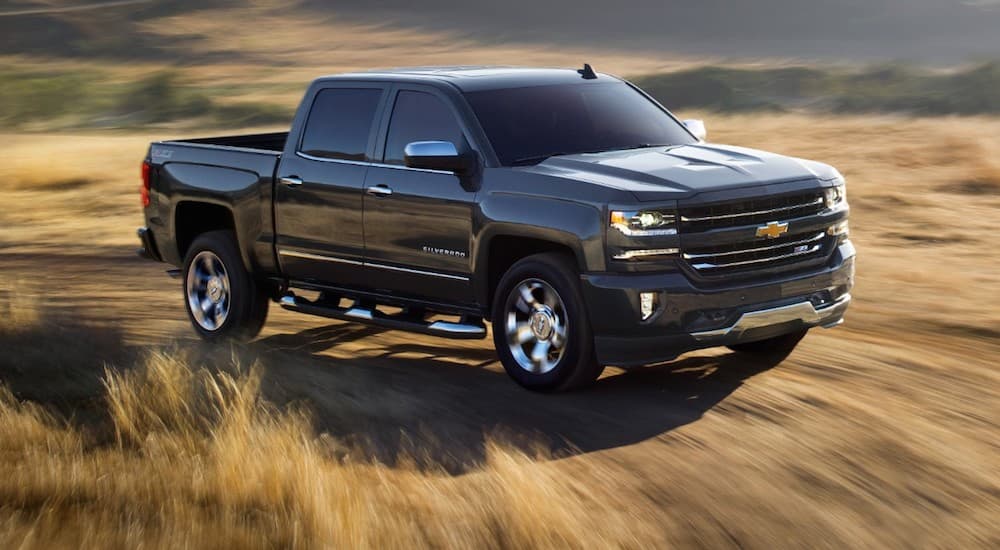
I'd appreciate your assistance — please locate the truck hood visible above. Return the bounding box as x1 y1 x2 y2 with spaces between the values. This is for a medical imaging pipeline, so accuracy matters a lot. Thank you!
522 143 840 201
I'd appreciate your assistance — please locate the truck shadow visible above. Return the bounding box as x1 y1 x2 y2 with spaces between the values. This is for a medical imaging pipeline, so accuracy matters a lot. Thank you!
249 323 784 472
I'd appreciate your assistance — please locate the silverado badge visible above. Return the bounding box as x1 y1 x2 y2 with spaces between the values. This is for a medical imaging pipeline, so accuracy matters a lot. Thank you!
756 221 789 239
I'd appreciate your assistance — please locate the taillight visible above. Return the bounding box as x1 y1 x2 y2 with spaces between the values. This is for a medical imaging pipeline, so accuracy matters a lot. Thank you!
141 161 151 207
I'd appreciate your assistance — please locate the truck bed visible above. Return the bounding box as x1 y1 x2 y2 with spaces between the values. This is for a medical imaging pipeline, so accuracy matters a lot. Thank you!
168 132 288 153
145 133 287 270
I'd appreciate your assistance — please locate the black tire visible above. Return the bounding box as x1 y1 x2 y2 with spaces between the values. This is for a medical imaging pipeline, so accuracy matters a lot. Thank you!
727 329 808 359
491 253 603 392
182 230 269 341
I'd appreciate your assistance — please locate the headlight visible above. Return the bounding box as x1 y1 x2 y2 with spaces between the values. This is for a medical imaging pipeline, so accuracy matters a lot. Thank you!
610 210 677 236
824 183 846 209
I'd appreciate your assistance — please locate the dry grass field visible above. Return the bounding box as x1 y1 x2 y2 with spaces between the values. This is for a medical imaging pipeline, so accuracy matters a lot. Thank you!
1 114 999 548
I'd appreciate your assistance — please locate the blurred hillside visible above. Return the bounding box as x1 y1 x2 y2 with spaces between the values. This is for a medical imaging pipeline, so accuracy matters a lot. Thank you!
315 0 1000 62
631 63 1000 115
0 0 226 59
5 0 1000 62
2 0 1000 130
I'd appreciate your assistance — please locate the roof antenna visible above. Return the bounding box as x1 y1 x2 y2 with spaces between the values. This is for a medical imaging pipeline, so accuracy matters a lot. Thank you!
577 63 597 80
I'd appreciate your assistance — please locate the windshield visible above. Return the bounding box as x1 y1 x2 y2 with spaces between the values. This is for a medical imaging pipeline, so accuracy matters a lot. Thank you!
463 81 697 166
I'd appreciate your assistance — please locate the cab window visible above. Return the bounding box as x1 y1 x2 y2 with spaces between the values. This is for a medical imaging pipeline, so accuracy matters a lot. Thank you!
299 88 383 161
383 90 466 165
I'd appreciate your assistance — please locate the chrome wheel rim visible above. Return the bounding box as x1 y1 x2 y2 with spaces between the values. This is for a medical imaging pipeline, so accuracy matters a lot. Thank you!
186 251 230 331
505 279 568 374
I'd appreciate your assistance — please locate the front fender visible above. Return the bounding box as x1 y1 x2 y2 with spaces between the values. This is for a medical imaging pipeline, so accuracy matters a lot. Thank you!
474 192 605 304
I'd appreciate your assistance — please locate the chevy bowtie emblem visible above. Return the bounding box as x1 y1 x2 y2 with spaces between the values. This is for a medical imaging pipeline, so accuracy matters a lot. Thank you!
756 221 789 239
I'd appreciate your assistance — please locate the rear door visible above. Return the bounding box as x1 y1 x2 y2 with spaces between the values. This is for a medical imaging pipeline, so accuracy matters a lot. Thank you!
274 85 387 286
362 86 478 304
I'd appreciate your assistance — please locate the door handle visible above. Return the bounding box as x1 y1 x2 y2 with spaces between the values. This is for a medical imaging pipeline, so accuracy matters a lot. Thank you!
366 185 393 197
280 176 303 187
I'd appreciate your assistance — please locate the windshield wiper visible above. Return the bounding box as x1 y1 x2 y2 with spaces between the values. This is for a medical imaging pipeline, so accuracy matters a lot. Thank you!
510 152 574 166
603 143 670 152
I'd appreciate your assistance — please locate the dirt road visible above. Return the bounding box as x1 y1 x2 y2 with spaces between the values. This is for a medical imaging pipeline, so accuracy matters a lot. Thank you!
1 117 998 546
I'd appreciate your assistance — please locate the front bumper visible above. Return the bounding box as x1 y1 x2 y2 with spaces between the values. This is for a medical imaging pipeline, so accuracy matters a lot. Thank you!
690 293 849 341
583 241 855 366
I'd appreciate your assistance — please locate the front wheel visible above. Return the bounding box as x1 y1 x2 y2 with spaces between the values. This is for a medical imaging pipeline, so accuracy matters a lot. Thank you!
182 230 269 341
492 253 603 392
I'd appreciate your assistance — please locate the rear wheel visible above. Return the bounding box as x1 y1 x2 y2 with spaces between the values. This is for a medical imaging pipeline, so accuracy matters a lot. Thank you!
183 230 268 341
727 329 808 359
492 253 603 392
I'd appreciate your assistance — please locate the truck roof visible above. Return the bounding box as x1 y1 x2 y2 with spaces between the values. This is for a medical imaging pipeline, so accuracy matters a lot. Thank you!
317 66 617 92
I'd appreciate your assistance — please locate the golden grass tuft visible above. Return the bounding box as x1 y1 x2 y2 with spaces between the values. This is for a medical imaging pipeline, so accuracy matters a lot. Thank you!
0 332 644 549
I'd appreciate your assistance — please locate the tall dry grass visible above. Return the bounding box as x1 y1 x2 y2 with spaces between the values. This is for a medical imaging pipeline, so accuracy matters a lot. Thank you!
0 304 648 549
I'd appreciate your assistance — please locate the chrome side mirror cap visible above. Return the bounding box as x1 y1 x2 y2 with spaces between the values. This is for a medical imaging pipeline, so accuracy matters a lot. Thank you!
683 119 707 141
403 141 472 174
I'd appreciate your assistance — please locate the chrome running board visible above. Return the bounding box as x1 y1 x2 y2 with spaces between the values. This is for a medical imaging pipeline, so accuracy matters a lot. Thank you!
279 294 487 340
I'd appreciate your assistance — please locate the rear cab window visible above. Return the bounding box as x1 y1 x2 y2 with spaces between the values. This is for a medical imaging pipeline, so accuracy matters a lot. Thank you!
299 88 384 161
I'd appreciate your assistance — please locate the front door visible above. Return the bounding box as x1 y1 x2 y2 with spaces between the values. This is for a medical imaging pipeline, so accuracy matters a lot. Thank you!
274 85 386 287
363 88 477 304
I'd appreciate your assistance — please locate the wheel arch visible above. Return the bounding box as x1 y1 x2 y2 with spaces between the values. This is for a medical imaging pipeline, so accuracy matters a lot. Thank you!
477 232 581 315
174 200 238 262
473 192 606 311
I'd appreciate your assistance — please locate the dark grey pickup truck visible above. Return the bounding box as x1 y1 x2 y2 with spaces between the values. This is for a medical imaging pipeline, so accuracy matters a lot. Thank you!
138 65 853 391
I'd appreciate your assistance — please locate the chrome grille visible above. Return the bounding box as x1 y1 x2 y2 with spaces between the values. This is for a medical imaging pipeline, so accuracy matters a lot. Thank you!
679 191 825 232
677 189 832 277
683 231 828 275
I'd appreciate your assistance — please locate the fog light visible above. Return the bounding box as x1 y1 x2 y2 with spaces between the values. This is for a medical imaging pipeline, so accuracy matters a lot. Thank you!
827 220 849 236
640 292 658 321
827 220 850 244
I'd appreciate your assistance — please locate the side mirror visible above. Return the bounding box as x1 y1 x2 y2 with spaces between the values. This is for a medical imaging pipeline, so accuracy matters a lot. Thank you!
404 141 473 174
683 119 707 141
